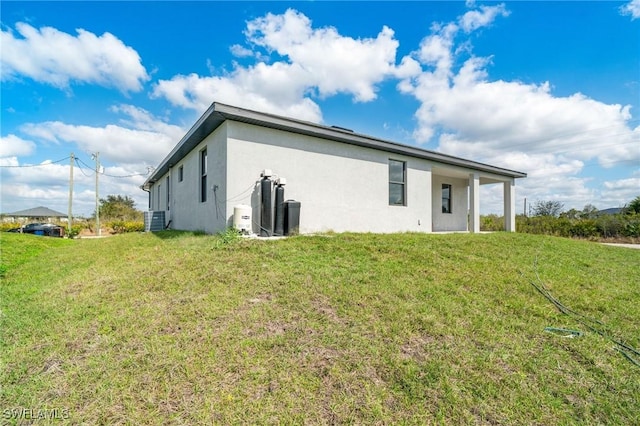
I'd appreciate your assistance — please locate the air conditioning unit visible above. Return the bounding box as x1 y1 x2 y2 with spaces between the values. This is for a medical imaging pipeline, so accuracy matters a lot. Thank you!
144 211 165 232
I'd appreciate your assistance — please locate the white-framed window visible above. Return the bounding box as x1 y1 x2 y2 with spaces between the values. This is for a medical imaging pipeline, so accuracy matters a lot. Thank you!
178 165 183 182
389 159 406 206
442 184 452 214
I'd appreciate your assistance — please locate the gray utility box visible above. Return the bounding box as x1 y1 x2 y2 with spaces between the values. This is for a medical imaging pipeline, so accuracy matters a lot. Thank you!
284 200 301 236
144 211 165 232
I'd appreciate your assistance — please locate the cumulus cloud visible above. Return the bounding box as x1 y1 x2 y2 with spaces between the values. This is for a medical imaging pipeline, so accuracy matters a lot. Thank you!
459 3 510 32
0 134 36 157
620 0 640 19
152 8 418 122
395 2 639 211
0 22 149 92
20 105 184 165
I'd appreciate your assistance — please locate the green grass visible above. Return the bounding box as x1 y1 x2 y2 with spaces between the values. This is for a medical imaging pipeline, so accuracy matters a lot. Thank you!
1 231 639 424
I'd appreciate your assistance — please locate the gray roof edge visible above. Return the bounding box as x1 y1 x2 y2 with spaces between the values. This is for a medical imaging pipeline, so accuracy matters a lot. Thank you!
143 102 222 188
145 102 526 187
213 102 527 178
7 206 67 217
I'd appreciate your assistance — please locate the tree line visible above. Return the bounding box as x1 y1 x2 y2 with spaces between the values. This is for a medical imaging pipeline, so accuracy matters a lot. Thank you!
482 196 640 240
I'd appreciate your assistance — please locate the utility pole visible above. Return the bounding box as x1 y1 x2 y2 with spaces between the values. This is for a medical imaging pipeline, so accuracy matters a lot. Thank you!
93 152 101 236
68 153 74 236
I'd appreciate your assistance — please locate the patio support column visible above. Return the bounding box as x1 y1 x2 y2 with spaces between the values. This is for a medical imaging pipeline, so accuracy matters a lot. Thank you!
424 166 432 233
504 179 516 232
469 173 480 233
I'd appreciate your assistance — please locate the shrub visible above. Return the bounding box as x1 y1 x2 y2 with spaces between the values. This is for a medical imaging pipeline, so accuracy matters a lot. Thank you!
107 220 144 234
67 224 84 239
480 214 504 231
596 214 626 238
0 222 21 232
623 215 640 237
570 219 598 238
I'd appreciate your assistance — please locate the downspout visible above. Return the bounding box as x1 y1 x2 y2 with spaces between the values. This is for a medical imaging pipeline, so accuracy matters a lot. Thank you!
140 185 151 211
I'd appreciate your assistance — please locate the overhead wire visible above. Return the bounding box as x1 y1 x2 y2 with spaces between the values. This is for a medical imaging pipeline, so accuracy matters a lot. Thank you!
75 156 151 178
74 157 94 177
0 156 70 167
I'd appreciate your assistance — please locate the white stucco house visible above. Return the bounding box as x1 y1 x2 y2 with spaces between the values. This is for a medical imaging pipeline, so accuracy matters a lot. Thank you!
142 102 526 235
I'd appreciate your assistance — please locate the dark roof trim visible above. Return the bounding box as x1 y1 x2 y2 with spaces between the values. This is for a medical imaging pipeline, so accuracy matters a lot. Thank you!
144 102 526 188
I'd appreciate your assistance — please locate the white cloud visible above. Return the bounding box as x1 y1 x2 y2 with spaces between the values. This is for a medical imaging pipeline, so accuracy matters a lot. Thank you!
620 0 640 19
0 134 36 157
20 105 184 165
152 70 323 122
230 44 254 58
152 8 416 122
2 106 184 215
0 22 149 92
1 157 152 216
396 3 639 212
459 3 509 33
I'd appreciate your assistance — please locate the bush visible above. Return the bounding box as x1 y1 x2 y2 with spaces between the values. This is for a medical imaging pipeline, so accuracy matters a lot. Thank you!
570 219 598 238
596 214 626 238
67 224 84 239
480 214 504 231
0 222 21 232
516 213 639 240
107 220 144 234
623 215 640 237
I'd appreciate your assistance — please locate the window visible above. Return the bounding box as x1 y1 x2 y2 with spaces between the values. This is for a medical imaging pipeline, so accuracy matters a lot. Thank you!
157 184 161 211
442 184 452 213
166 176 170 210
178 165 183 182
200 148 207 202
389 159 406 206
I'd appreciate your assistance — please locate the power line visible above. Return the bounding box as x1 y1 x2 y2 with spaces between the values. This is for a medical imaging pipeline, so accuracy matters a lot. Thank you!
0 156 70 167
74 158 94 177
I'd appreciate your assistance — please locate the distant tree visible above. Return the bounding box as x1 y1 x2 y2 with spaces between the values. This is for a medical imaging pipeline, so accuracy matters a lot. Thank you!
560 208 581 220
581 204 599 219
625 196 640 215
533 200 565 218
97 195 142 221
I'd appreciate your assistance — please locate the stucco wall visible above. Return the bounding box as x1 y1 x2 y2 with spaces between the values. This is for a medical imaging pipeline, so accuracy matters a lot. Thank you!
431 175 469 232
224 121 435 234
150 123 228 233
149 120 511 234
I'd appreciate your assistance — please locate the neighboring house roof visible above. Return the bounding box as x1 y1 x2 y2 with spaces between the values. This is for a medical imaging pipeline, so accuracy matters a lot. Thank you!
7 206 67 217
144 102 527 189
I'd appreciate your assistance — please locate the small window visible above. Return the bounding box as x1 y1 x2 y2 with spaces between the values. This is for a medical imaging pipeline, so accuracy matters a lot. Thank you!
200 148 207 203
178 165 183 182
442 184 452 214
389 159 406 206
166 176 170 210
157 184 161 211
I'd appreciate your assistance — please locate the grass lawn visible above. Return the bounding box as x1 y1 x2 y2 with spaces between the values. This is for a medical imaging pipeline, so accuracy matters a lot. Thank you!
1 231 638 424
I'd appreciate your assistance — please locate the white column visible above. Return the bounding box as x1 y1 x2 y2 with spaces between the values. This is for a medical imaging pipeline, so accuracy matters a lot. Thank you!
504 179 516 232
469 173 480 233
424 166 432 233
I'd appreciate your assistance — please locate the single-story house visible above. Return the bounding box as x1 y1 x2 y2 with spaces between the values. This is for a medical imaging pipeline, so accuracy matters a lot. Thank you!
4 206 68 224
142 102 526 235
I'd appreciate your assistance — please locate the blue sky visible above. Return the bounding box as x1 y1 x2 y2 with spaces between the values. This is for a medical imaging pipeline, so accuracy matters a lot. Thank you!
1 1 639 217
